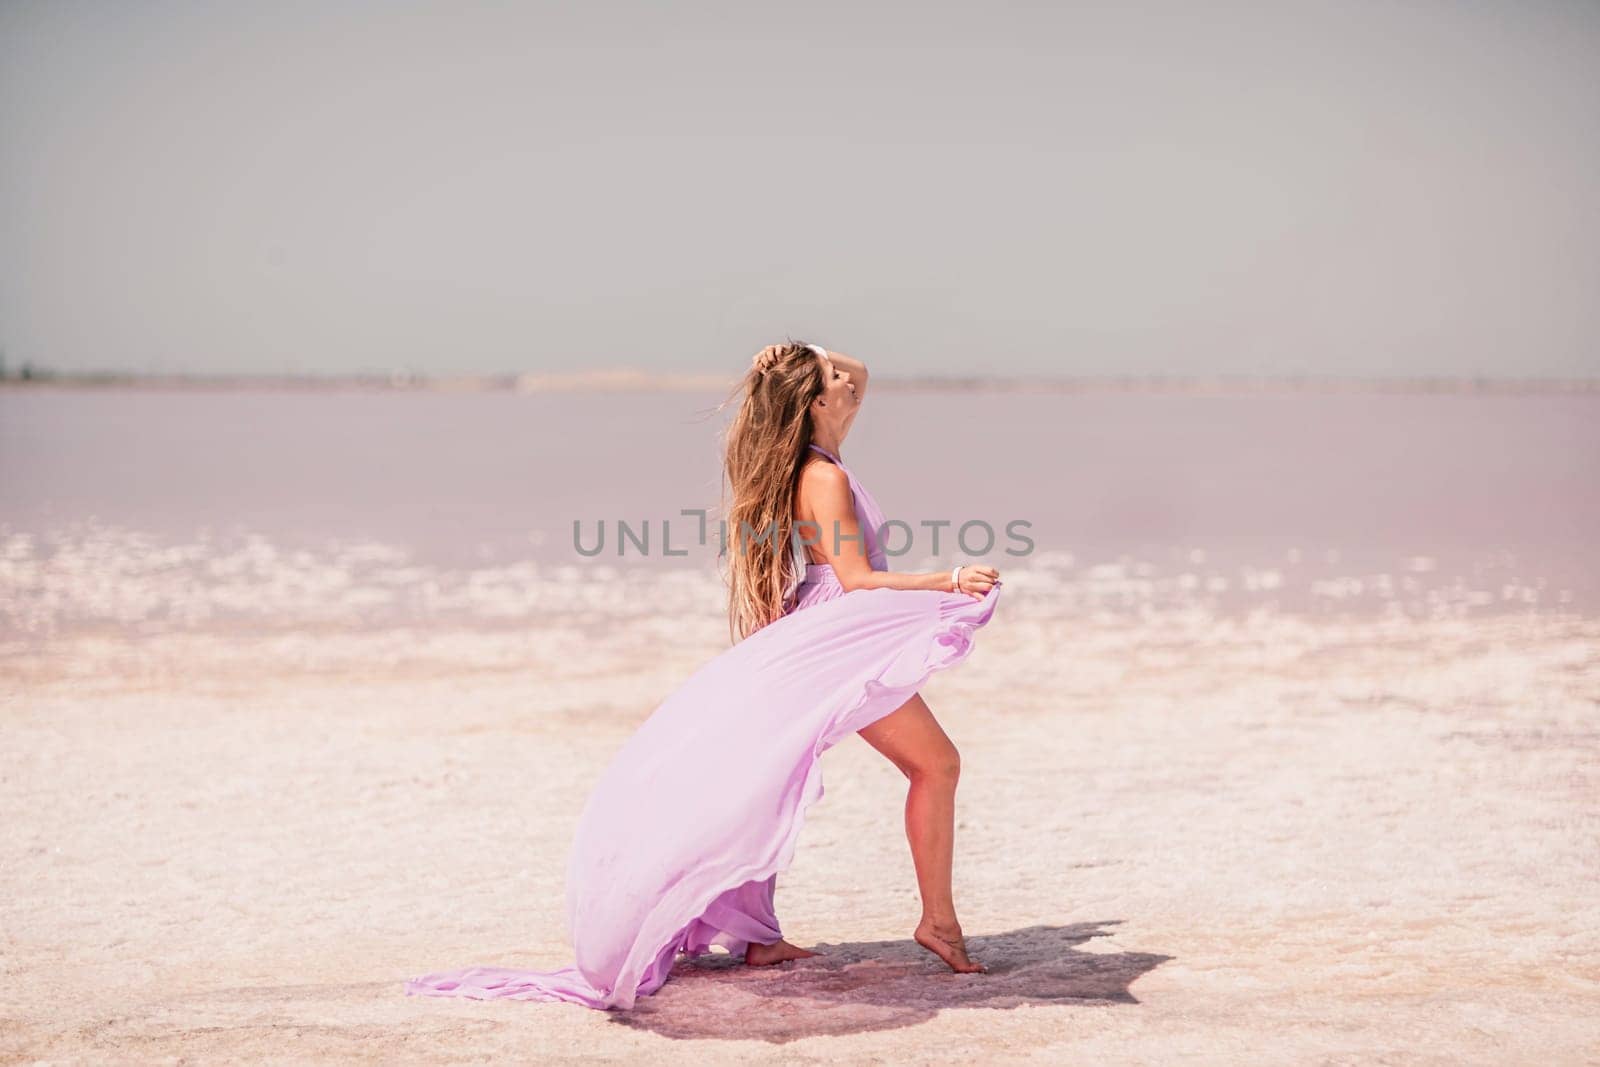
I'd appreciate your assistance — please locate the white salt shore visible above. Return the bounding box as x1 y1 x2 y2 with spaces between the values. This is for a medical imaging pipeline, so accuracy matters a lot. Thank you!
3 597 1598 1063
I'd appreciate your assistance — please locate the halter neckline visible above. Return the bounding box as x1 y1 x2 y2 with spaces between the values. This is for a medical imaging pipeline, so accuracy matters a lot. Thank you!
808 442 843 465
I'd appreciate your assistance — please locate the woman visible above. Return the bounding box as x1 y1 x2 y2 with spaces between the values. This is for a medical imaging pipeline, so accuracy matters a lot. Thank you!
405 341 1003 1010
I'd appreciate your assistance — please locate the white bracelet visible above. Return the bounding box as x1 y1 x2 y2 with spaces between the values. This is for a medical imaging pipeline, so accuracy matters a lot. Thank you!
951 564 964 593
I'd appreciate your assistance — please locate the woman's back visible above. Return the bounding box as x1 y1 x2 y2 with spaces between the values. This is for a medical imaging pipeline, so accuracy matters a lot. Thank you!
787 443 889 615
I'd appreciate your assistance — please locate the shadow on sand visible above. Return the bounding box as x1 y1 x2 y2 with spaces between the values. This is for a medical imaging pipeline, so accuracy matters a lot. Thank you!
608 920 1170 1042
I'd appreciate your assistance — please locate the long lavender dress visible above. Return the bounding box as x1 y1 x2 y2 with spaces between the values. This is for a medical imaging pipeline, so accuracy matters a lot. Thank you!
403 443 1003 1010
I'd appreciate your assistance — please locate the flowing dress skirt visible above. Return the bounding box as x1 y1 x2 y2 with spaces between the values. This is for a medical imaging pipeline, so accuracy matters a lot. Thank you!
403 560 1002 1010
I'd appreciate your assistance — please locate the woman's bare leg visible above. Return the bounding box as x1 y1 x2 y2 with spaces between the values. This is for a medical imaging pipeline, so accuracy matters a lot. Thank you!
857 692 986 973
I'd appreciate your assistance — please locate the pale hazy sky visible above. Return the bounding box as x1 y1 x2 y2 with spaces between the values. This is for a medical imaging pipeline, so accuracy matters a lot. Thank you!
1 1 1595 379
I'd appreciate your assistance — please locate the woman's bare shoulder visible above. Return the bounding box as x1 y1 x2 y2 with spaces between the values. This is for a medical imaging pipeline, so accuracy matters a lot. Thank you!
798 454 847 487
796 456 851 514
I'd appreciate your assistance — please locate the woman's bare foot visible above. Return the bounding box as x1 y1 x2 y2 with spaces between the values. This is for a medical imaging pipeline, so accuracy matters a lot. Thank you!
744 938 819 966
914 918 987 973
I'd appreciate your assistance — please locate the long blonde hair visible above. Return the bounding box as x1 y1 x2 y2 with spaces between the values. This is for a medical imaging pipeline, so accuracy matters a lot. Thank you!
715 341 827 643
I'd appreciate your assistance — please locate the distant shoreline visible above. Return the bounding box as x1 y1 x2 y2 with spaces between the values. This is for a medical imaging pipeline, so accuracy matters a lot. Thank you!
2 371 1598 394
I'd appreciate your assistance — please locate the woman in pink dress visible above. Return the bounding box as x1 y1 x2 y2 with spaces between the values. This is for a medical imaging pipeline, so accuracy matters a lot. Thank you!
405 341 1004 1010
